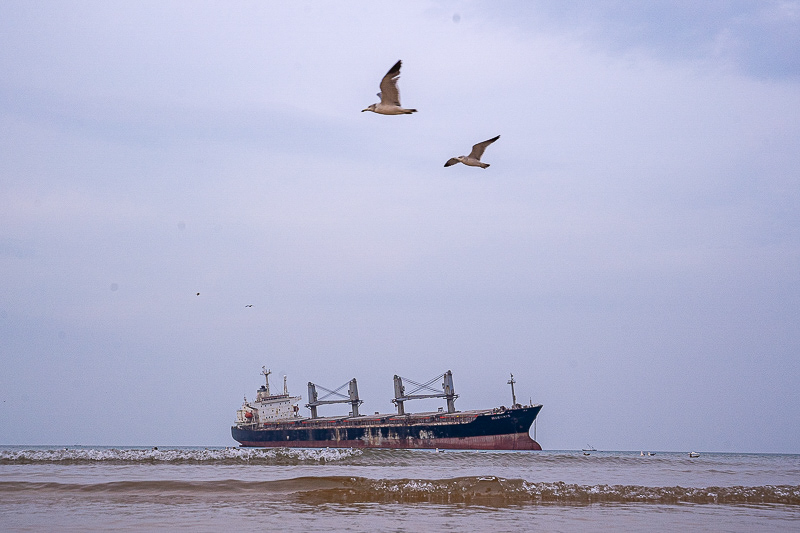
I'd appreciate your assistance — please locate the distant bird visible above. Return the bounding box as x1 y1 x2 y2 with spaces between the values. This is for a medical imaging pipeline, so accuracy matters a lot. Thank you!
362 60 417 115
196 293 200 296
444 135 500 169
245 304 253 308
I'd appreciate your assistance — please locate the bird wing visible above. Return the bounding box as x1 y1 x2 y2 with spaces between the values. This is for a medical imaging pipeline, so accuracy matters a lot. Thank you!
379 60 402 106
468 135 500 160
444 158 460 167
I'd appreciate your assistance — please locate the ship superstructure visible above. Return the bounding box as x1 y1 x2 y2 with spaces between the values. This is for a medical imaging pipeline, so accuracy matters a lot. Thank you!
235 367 302 426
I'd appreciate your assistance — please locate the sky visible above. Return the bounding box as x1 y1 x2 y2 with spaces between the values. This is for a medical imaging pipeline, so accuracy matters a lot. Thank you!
1 1 799 453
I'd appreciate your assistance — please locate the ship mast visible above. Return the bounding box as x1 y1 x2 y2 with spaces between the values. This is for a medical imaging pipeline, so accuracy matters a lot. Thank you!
261 366 271 396
508 373 517 406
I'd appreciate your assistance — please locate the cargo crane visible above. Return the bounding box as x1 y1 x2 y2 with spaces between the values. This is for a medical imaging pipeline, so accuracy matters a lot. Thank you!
306 378 363 418
392 370 458 415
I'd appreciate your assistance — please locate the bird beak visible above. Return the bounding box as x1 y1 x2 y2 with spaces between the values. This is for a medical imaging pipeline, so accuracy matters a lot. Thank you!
361 108 368 112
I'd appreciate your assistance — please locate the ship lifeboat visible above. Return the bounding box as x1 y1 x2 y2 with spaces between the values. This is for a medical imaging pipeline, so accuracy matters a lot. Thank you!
244 411 253 419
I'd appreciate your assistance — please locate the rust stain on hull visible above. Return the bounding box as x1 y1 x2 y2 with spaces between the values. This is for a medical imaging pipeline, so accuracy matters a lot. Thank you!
237 432 541 450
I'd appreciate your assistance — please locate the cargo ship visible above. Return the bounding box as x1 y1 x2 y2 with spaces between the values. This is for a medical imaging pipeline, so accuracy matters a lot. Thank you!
231 368 542 450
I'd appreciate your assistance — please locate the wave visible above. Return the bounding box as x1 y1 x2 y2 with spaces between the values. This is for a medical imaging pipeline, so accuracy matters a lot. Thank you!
0 447 361 465
299 477 800 506
2 477 798 506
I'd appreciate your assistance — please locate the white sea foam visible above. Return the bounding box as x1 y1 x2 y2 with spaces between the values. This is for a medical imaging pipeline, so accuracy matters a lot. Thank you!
0 446 362 464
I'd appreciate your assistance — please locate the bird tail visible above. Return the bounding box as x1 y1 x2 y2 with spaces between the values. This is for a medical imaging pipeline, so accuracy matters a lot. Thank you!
405 109 417 114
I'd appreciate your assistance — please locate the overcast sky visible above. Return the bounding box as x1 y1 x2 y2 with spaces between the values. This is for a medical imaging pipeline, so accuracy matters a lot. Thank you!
1 1 799 452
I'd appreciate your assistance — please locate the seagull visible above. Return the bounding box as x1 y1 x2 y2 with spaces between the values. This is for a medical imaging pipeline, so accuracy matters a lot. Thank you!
362 60 417 115
444 135 500 169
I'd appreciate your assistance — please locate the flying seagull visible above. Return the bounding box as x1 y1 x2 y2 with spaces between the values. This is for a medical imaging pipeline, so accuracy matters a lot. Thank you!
444 135 500 169
362 60 417 115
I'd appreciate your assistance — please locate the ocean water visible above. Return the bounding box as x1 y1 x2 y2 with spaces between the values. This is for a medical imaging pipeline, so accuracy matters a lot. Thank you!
1 446 798 532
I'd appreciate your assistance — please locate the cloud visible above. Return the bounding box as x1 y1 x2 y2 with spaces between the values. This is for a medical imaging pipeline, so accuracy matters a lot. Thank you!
484 1 800 80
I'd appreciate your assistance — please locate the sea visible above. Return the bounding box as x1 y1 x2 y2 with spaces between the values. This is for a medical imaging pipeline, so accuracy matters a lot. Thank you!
1 446 798 532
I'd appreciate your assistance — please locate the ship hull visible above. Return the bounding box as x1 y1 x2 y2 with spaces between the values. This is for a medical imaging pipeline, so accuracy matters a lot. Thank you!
232 405 542 451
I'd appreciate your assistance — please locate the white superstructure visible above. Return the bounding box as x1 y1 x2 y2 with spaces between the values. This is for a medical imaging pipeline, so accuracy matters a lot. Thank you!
235 367 301 426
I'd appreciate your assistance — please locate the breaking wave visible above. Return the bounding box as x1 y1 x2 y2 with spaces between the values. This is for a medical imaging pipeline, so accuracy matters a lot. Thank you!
0 447 361 465
298 477 800 505
2 477 798 506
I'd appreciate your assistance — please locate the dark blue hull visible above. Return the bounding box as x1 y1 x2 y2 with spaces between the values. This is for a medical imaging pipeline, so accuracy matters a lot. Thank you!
232 405 542 450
